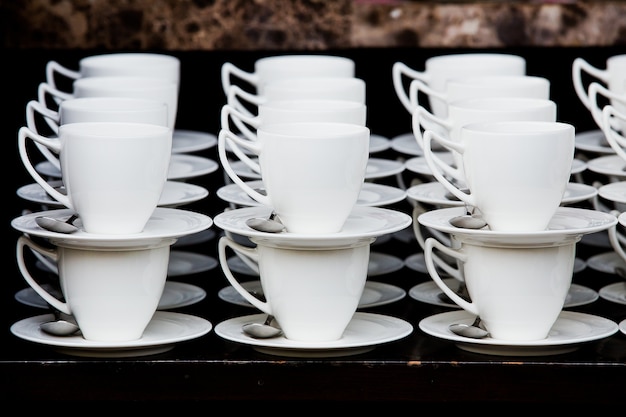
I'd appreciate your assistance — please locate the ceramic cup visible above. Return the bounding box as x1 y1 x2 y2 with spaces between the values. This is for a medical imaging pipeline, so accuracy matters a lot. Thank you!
408 75 550 118
414 96 557 173
423 120 575 232
218 122 369 234
221 54 355 97
38 76 178 129
25 97 169 170
573 54 626 111
423 235 577 341
19 122 172 234
392 53 526 117
218 234 372 342
46 52 180 91
17 235 173 342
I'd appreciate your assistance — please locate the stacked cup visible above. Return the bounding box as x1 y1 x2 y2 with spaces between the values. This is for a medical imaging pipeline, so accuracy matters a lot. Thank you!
215 54 412 343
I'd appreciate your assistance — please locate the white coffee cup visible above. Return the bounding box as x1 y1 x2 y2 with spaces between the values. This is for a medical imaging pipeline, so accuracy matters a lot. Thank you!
414 97 557 172
38 76 178 129
46 52 181 91
218 235 372 342
221 55 355 97
218 122 369 234
408 75 550 116
17 235 173 342
392 53 526 116
573 54 626 110
424 235 576 341
226 77 366 117
19 122 172 234
26 97 169 170
423 120 575 232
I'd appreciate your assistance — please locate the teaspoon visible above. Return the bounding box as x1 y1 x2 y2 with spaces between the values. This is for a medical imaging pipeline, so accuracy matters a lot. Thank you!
40 311 80 336
245 211 285 233
35 213 79 234
449 316 489 339
242 315 282 338
449 214 487 229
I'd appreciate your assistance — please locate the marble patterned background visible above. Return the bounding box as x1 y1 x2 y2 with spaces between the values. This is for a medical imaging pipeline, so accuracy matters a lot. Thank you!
2 0 626 50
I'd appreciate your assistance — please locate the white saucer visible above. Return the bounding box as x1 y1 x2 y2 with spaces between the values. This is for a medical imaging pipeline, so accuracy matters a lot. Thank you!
218 280 406 310
226 251 404 277
404 253 428 273
171 129 216 153
417 206 617 246
214 312 413 357
213 205 412 248
618 318 626 335
11 207 213 249
173 229 216 247
369 134 392 153
408 279 597 309
10 311 212 357
599 282 626 305
17 180 209 208
34 154 220 181
216 180 407 208
229 157 405 181
15 280 207 311
406 181 597 207
390 132 423 156
587 154 626 178
575 129 613 154
598 181 626 204
586 251 626 274
419 310 618 356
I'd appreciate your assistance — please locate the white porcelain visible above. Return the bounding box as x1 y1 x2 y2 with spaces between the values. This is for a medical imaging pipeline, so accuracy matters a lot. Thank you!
573 54 626 112
19 122 172 234
392 53 526 116
600 103 626 163
221 55 355 96
575 129 612 154
17 235 173 342
215 312 412 357
419 310 618 356
10 311 210 358
218 122 369 234
586 154 626 178
219 234 371 342
424 120 575 232
171 129 216 153
586 250 626 274
599 282 626 305
391 132 423 156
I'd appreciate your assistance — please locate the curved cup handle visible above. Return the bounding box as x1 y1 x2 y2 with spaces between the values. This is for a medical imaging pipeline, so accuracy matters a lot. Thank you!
607 222 626 268
408 79 447 116
217 129 270 206
16 235 72 315
218 236 272 314
45 60 80 91
424 237 477 315
221 62 260 97
588 82 625 132
422 129 473 206
392 62 430 114
572 57 608 110
226 84 266 118
18 126 72 209
602 105 626 162
25 100 63 170
220 104 263 174
412 105 452 152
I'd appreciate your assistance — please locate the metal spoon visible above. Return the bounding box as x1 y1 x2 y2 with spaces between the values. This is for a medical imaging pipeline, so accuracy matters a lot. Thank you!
35 213 79 234
242 315 282 338
449 214 487 229
449 316 488 339
245 211 285 233
40 311 79 336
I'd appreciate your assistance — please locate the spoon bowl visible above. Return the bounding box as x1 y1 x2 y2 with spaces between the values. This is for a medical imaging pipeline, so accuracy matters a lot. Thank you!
40 319 80 336
449 316 488 339
449 214 487 229
35 214 79 234
245 211 285 233
242 315 282 339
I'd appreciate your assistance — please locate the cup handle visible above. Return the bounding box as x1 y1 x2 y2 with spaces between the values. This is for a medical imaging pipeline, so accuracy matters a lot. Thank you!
412 105 452 151
408 79 447 116
221 62 260 97
572 57 608 110
17 126 72 209
607 221 626 267
602 105 626 162
424 237 478 315
25 100 63 170
16 235 72 315
220 104 262 174
392 62 430 114
45 60 80 91
226 84 266 118
218 236 272 314
422 129 474 206
217 129 270 206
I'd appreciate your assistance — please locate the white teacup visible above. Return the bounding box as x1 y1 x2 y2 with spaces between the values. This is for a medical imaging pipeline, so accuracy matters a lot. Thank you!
218 122 369 234
17 235 173 342
573 54 626 111
38 76 178 129
19 122 172 234
424 235 576 341
46 52 181 91
26 97 169 170
423 120 575 232
392 53 526 116
218 235 372 342
221 54 355 97
408 75 550 116
414 97 557 172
